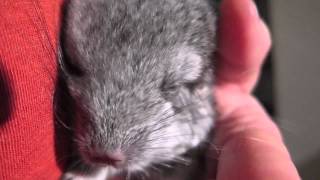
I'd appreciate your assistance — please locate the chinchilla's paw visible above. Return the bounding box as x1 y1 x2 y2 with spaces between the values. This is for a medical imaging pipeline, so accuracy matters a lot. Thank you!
60 172 97 180
60 172 92 180
61 172 81 180
60 170 110 180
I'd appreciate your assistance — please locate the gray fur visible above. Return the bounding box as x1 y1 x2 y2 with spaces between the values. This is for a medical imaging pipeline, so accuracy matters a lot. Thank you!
60 0 216 179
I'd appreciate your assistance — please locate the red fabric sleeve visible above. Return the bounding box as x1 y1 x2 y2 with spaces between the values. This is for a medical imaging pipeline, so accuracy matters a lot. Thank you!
0 0 66 179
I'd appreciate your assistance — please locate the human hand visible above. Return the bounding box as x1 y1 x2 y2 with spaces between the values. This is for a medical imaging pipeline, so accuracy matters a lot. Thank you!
207 0 301 179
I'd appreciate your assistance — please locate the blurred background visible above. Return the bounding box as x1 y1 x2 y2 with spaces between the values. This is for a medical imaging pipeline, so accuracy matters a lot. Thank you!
253 1 319 179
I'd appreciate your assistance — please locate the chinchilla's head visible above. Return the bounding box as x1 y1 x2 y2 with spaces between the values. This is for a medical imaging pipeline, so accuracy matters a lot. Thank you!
60 0 215 175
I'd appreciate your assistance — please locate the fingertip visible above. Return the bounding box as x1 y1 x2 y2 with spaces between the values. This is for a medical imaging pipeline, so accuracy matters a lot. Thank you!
216 0 272 92
220 0 260 21
218 0 265 66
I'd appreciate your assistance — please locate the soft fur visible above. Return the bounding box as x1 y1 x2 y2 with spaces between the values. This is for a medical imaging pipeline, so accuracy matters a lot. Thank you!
60 0 216 179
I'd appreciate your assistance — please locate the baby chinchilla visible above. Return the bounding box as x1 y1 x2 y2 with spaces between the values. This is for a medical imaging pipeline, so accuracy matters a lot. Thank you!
59 0 216 179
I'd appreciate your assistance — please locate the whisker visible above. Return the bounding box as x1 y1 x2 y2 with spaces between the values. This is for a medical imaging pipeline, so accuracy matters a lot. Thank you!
68 159 82 171
54 116 73 130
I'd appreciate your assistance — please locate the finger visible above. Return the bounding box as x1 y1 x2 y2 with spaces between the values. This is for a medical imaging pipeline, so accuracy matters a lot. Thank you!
216 0 271 93
207 95 300 180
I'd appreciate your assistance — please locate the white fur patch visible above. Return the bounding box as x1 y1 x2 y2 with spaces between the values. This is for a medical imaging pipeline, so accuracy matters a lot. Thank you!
174 47 203 81
63 167 118 180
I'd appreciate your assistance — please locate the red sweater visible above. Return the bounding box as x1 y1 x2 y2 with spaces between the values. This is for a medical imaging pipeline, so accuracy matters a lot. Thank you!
0 0 67 179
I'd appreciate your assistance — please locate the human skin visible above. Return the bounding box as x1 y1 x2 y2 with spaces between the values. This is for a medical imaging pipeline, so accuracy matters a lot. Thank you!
206 0 301 179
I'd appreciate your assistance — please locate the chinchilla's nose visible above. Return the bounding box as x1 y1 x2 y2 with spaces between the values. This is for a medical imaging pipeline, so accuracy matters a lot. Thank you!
89 149 126 168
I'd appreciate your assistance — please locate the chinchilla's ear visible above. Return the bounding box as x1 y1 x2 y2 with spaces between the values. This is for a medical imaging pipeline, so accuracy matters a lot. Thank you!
58 0 90 78
170 47 204 82
58 43 86 78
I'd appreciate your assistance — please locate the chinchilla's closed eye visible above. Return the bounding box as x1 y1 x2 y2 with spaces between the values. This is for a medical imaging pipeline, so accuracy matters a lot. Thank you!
161 47 204 96
160 73 181 98
160 73 199 101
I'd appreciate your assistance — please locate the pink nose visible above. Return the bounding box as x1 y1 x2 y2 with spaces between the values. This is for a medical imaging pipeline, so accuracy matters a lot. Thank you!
89 150 125 167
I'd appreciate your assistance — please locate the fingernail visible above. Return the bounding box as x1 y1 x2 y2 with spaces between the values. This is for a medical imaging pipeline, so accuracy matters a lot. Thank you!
248 0 259 18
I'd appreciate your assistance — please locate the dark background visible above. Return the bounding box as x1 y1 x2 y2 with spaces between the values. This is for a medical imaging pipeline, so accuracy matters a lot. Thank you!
214 0 276 116
252 0 275 117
